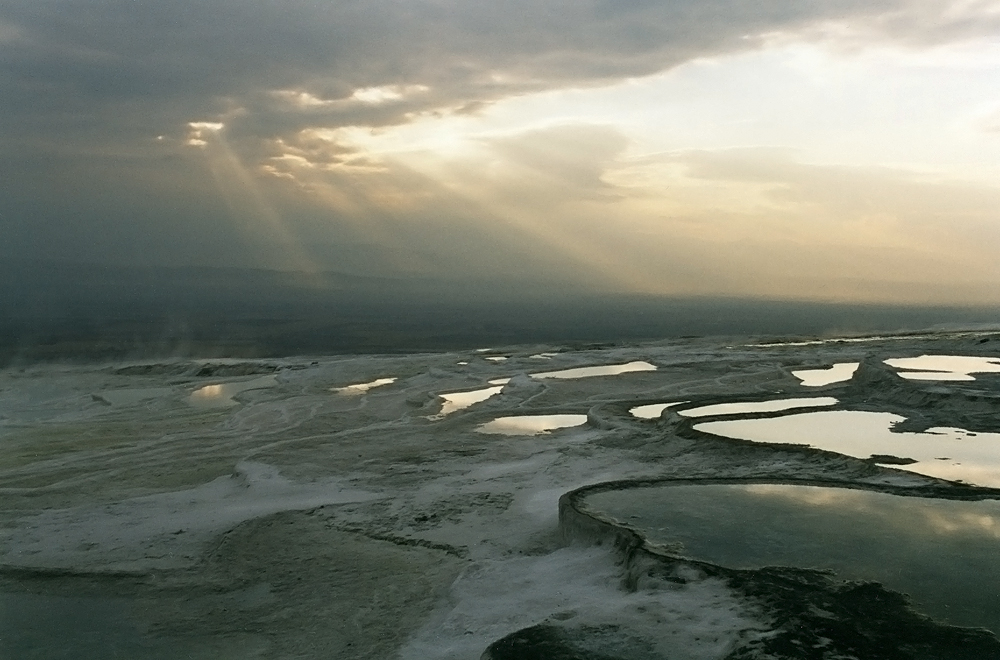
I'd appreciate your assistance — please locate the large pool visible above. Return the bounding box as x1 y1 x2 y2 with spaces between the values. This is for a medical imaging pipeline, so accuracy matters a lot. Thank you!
583 483 1000 635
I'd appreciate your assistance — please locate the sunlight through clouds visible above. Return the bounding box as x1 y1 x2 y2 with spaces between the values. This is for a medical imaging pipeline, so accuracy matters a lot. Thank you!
185 122 319 273
5 0 1000 306
251 29 1000 304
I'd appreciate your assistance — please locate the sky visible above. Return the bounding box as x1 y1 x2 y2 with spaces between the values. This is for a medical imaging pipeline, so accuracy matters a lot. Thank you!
3 0 1000 306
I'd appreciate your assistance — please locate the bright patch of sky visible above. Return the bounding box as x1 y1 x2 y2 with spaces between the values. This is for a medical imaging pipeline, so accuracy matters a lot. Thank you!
305 34 1000 305
338 38 1000 181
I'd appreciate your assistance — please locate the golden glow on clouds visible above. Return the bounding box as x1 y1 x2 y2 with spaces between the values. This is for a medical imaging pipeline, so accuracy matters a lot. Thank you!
350 85 429 104
185 121 225 147
204 36 1000 303
271 85 431 110
185 122 318 273
271 90 334 108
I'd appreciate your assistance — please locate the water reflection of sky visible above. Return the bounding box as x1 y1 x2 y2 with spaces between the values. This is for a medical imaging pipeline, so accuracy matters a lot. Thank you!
696 410 1000 487
477 414 588 435
792 362 859 386
531 361 656 380
435 386 505 417
885 355 1000 381
629 402 687 419
434 362 656 419
331 377 397 395
0 592 179 659
679 397 838 418
584 483 1000 634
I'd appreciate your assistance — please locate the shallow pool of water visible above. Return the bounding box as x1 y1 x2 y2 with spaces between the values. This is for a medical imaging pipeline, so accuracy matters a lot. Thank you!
477 415 588 435
680 397 838 418
531 361 656 380
629 402 687 419
584 483 1000 634
792 363 860 387
696 410 1000 487
885 355 1000 381
0 592 171 659
436 386 504 416
331 377 397 395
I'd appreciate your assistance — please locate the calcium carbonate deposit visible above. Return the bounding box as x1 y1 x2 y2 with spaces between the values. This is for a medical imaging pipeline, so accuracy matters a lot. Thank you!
4 331 1000 659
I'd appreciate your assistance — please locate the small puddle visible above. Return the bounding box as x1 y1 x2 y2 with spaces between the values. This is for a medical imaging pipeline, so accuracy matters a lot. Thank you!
436 386 504 416
629 402 687 419
680 397 838 418
477 415 588 435
695 410 1000 487
531 361 656 380
332 377 397 395
792 363 860 387
885 355 1000 381
188 375 277 408
583 483 1000 634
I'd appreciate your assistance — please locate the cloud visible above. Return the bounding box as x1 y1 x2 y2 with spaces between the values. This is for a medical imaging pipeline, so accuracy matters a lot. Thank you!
3 0 1000 304
3 0 998 154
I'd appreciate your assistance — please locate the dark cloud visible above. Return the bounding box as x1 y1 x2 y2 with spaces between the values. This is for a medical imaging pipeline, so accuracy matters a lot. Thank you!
4 0 986 149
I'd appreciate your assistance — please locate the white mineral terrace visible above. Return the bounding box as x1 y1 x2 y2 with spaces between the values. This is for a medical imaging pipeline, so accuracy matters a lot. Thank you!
2 333 998 658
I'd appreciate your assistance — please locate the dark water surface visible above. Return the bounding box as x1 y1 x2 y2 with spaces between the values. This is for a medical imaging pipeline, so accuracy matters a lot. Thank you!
0 592 172 659
584 483 1000 634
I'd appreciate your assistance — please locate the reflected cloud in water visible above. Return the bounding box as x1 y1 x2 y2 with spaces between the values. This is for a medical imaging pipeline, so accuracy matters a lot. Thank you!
584 483 1000 634
885 355 1000 381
